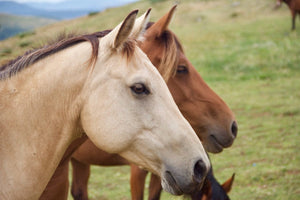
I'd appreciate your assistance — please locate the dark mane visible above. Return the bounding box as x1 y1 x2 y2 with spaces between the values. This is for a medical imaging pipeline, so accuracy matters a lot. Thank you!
0 22 182 81
0 30 111 80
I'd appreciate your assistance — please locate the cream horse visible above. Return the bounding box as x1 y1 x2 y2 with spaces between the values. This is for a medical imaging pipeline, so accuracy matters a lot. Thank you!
0 10 210 199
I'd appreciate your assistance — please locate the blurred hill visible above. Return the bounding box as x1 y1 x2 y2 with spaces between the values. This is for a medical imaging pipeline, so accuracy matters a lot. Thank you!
0 0 137 40
0 1 90 20
0 13 56 40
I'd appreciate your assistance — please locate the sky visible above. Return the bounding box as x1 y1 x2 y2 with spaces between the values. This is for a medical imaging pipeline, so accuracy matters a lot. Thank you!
1 0 65 2
1 0 136 3
0 0 139 13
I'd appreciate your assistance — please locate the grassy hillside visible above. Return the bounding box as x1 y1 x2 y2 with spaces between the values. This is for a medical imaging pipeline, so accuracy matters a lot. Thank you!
1 0 299 199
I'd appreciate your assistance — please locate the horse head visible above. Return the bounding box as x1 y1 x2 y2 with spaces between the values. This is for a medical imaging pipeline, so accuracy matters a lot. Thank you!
139 5 238 153
191 169 235 200
80 10 210 195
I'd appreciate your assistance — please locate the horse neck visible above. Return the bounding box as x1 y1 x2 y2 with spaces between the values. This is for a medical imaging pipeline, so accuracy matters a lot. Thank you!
0 42 92 199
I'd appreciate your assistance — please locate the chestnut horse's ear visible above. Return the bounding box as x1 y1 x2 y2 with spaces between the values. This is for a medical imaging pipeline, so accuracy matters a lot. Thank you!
147 5 177 38
222 173 235 193
103 10 138 49
130 8 151 41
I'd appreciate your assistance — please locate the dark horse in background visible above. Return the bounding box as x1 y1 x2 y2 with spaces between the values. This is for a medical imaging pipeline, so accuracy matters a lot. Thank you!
191 168 235 200
276 0 300 30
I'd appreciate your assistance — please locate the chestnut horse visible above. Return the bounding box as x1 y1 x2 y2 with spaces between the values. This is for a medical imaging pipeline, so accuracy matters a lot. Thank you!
70 6 238 200
0 10 210 199
276 0 300 30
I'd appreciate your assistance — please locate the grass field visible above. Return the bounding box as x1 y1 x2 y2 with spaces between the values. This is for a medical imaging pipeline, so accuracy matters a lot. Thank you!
0 0 299 199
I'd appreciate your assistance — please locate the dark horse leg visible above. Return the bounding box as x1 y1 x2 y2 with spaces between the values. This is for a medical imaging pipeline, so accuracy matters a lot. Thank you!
148 173 163 200
130 164 148 200
71 158 90 200
40 136 87 200
39 162 69 200
70 139 130 200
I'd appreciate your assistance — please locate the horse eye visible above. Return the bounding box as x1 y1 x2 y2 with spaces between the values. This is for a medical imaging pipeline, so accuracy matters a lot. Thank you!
130 83 150 95
177 65 188 74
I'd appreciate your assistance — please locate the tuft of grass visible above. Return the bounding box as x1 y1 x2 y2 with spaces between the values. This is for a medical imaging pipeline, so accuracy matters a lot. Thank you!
18 31 35 39
149 0 168 3
88 11 99 17
0 48 12 56
230 11 240 18
18 40 32 48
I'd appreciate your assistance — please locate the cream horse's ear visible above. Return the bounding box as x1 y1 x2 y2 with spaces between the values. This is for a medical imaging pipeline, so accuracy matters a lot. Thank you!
147 5 177 38
130 8 151 41
102 10 138 49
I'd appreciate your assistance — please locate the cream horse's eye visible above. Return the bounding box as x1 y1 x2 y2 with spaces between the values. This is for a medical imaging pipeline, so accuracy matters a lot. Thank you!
130 83 150 95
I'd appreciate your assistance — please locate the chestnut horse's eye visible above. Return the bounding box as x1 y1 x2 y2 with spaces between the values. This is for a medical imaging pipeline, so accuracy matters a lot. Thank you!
130 83 150 95
177 65 188 74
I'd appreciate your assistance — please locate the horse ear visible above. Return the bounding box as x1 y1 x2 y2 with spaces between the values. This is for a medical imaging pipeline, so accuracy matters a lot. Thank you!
222 173 235 193
147 5 177 38
130 8 151 41
103 10 138 49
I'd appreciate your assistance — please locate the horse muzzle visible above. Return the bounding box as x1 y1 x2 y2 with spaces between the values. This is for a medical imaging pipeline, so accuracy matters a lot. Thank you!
161 159 209 195
202 120 238 153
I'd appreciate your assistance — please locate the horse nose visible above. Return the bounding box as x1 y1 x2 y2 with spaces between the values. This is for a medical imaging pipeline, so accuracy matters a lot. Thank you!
231 121 238 138
193 159 208 184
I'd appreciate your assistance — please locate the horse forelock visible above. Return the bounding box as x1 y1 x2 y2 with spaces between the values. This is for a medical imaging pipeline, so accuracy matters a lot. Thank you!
120 39 136 61
0 31 112 80
161 31 184 81
146 22 183 82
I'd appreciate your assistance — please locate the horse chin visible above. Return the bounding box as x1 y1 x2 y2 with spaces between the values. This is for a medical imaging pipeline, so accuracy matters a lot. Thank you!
205 135 224 153
161 171 183 195
161 171 202 195
195 127 224 153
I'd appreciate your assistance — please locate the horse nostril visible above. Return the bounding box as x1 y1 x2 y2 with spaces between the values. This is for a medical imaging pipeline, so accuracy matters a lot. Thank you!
193 159 207 184
231 121 238 138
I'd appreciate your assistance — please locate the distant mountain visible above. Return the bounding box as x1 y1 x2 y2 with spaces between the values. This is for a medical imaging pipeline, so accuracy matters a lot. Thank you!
0 1 92 20
0 13 56 40
0 0 138 40
0 0 138 20
29 0 138 11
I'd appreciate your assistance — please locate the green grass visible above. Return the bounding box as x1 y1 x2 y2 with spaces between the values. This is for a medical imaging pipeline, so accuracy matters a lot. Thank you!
1 0 299 199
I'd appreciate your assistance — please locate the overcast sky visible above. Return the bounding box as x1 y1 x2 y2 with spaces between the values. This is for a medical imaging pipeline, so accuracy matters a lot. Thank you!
1 0 64 2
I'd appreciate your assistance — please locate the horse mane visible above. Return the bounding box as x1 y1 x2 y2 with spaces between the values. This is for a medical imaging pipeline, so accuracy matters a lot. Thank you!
0 22 181 81
0 29 137 80
146 22 184 81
